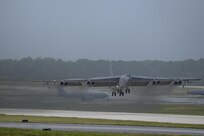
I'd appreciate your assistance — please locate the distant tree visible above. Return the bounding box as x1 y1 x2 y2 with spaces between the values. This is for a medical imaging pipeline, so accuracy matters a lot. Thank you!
0 57 203 85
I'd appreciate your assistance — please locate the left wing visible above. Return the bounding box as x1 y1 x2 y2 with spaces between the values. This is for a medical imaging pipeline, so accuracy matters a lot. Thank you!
155 77 201 85
130 76 201 86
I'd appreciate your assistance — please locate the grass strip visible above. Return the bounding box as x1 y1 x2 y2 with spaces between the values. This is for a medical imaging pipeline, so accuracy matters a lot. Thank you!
158 104 204 116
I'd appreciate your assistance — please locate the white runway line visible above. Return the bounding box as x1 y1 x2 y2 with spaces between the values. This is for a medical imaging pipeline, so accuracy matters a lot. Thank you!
0 108 204 125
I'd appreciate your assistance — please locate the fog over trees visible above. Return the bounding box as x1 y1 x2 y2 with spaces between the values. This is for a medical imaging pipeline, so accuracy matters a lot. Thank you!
0 57 203 84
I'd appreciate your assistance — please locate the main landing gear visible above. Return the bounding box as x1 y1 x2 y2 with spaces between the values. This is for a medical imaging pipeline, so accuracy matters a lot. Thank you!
112 88 130 96
125 88 130 94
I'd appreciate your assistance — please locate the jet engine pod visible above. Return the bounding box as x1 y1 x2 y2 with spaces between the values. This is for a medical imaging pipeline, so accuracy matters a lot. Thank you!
86 80 95 86
173 80 182 85
152 80 157 85
152 80 160 85
64 82 68 86
90 81 95 86
174 80 178 85
87 81 91 86
177 80 182 85
60 81 64 86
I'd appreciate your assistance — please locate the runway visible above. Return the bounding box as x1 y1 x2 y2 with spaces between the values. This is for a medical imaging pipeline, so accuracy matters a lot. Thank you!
1 108 204 125
0 122 204 135
1 82 204 114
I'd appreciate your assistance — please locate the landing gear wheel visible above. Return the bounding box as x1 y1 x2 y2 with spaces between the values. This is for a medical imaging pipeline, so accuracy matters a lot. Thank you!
127 88 130 94
125 88 130 94
112 91 117 96
125 89 128 94
122 91 124 96
119 91 124 96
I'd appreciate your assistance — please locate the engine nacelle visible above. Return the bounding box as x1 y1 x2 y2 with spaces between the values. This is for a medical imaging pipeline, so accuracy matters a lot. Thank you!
60 81 68 86
60 81 64 86
173 80 182 85
152 80 157 85
87 80 95 86
178 80 182 85
91 81 95 86
152 80 160 85
87 81 91 86
64 82 68 86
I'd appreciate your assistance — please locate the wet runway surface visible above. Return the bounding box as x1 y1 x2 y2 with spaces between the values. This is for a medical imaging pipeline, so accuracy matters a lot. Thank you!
1 122 204 135
0 82 204 108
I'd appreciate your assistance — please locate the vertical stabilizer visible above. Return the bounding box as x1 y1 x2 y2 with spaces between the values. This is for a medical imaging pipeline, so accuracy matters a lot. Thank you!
109 60 113 77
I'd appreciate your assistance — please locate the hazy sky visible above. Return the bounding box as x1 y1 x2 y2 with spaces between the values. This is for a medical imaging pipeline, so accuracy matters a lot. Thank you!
0 0 204 61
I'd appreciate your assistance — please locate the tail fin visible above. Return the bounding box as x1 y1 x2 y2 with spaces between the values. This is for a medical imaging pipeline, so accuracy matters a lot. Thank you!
109 60 113 77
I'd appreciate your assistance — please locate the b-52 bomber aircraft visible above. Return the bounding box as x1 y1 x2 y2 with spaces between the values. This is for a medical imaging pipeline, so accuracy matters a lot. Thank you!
44 74 201 97
43 61 201 97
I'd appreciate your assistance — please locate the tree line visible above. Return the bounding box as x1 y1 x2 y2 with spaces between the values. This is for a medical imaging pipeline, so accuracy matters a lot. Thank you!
0 57 203 84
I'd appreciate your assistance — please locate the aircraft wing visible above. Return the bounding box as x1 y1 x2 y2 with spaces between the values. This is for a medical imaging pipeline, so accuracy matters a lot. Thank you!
40 78 87 86
130 76 153 86
178 78 201 82
47 76 120 87
130 76 201 86
41 76 201 87
154 78 201 85
129 76 173 86
62 78 87 86
85 76 120 87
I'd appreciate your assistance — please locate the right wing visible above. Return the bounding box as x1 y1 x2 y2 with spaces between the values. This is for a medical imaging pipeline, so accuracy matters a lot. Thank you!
63 76 120 87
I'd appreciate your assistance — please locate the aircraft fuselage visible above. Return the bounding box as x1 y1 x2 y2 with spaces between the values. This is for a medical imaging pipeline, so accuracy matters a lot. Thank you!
118 74 131 89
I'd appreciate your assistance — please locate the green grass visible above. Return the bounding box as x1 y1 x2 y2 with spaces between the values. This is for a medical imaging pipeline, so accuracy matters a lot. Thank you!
157 104 204 115
0 114 204 129
0 127 190 136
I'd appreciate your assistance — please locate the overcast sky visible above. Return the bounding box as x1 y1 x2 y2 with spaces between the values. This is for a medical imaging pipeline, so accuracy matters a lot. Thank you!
0 0 204 61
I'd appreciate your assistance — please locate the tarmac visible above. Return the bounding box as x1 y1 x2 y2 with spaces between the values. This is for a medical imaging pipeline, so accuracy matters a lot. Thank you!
1 108 204 124
1 122 204 135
